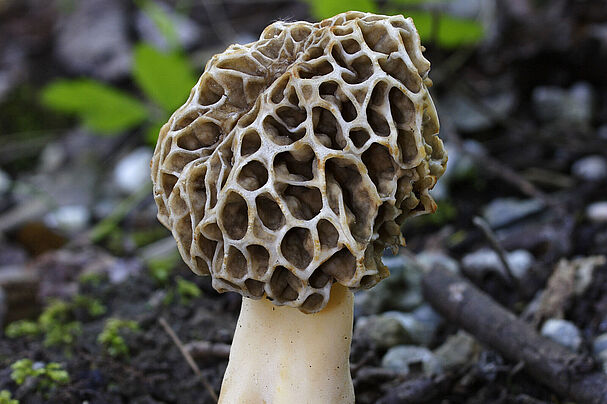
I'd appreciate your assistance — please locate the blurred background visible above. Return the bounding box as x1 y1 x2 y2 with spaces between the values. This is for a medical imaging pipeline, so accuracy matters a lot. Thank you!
1 0 607 403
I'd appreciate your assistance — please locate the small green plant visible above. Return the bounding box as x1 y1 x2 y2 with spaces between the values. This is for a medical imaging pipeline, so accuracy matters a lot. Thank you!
176 276 202 303
10 359 69 391
98 318 140 358
147 252 181 285
78 271 107 287
306 0 484 49
5 297 90 347
73 295 107 317
41 6 196 145
38 300 82 347
5 320 41 338
0 390 18 404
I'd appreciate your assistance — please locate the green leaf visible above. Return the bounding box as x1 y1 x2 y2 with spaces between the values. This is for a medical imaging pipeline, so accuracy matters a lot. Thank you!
402 11 434 42
403 11 483 48
436 14 483 48
133 43 197 112
41 79 148 134
306 0 377 20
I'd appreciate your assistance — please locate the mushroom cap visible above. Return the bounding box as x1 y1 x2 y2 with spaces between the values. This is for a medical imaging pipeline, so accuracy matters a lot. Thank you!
151 11 447 313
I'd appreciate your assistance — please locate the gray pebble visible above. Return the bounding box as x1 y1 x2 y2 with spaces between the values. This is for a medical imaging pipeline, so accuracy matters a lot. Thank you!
114 147 153 193
532 82 593 126
593 333 607 356
462 248 534 280
541 319 582 351
434 331 478 370
417 251 460 274
354 315 412 350
587 202 607 223
571 155 607 182
44 204 90 233
382 345 442 376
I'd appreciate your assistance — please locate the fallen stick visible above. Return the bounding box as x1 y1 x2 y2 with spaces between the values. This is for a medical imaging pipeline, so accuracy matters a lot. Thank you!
158 317 219 402
421 266 607 404
184 340 231 359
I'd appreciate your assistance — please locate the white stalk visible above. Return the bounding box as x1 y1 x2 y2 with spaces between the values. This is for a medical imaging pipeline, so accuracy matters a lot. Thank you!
219 284 355 404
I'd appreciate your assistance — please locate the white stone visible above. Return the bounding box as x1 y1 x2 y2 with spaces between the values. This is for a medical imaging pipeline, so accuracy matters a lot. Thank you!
45 205 90 232
587 202 607 223
541 319 582 351
572 155 607 182
382 345 442 376
114 147 153 193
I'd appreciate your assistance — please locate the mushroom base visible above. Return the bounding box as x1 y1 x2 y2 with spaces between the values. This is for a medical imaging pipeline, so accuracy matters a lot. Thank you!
219 283 355 404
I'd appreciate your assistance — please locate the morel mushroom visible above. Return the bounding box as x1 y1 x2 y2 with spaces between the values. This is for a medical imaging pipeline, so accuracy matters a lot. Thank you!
151 11 447 404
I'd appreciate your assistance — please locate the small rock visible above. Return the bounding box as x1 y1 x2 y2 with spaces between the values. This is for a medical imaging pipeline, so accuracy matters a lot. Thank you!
587 202 607 223
483 198 544 228
56 0 131 80
382 345 442 376
572 155 607 182
354 315 412 350
593 333 607 356
417 251 460 274
355 255 424 316
541 319 582 351
462 248 534 280
382 305 443 347
45 205 90 233
532 82 594 127
0 169 10 194
599 351 607 374
434 331 478 370
114 147 153 193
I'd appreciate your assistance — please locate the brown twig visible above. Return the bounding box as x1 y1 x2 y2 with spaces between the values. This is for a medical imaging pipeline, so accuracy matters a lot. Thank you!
158 317 219 402
472 216 517 285
184 340 231 359
422 266 607 404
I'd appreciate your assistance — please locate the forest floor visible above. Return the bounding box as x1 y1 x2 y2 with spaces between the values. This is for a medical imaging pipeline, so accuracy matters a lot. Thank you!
1 1 607 403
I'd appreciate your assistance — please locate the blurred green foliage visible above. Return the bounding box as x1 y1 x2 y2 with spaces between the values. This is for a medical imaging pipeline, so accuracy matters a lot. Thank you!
147 251 181 285
5 295 105 347
40 80 148 133
176 276 202 303
40 3 196 142
307 0 377 18
38 300 82 347
306 0 483 48
10 359 69 391
72 295 108 317
5 320 41 339
0 390 18 404
40 44 196 141
98 318 140 358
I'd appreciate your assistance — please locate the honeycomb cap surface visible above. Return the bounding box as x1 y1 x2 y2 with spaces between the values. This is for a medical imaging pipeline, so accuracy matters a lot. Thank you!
151 11 447 313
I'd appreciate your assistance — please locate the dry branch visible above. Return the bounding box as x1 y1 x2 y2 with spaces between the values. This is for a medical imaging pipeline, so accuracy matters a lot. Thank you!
422 266 607 404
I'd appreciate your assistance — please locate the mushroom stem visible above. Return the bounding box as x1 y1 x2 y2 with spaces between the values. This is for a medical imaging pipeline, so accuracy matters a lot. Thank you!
219 283 355 404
